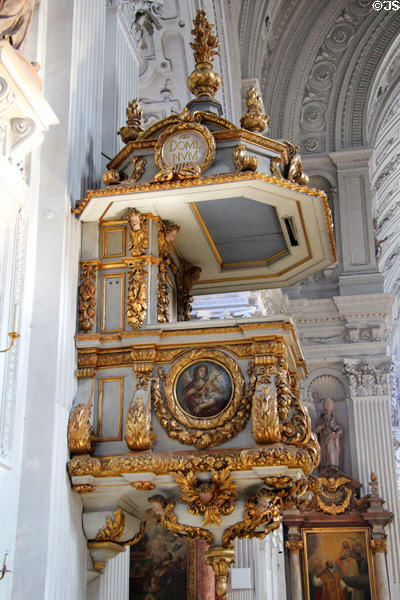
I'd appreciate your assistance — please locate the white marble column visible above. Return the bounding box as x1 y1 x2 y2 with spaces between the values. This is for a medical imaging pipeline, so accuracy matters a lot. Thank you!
87 549 130 600
347 390 400 598
228 532 287 600
371 540 391 600
285 540 303 600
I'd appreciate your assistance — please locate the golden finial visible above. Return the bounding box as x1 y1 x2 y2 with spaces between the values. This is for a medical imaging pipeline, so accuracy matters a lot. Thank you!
240 87 270 134
187 10 221 98
119 98 144 143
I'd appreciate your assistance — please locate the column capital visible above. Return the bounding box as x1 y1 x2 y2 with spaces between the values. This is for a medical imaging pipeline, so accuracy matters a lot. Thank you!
285 540 303 554
370 539 388 554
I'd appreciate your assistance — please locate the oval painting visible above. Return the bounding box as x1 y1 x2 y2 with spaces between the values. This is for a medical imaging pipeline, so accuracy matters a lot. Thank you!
175 361 233 418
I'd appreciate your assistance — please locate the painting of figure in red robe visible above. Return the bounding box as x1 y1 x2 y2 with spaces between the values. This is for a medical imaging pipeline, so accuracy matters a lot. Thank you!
302 527 376 600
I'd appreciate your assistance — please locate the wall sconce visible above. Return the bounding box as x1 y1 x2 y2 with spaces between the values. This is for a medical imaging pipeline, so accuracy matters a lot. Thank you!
0 548 11 580
0 305 20 354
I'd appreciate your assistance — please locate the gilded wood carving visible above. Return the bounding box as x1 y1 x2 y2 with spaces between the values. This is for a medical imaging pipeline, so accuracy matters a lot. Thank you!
126 260 147 329
95 508 125 542
125 397 156 451
127 208 148 257
152 349 250 448
78 261 98 332
173 468 237 526
68 381 95 455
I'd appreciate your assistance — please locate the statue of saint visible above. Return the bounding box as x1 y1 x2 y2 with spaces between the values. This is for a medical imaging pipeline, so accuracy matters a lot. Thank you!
315 397 343 468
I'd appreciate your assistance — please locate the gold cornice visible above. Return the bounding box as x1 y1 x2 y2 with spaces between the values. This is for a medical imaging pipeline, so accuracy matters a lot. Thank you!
75 335 306 374
72 172 331 249
105 125 288 173
68 441 318 478
213 130 289 161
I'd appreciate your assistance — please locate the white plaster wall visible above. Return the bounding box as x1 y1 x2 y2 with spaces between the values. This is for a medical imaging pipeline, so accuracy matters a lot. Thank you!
7 0 107 598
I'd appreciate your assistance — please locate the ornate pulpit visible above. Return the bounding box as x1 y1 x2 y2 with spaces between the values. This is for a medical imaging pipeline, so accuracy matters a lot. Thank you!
67 10 336 597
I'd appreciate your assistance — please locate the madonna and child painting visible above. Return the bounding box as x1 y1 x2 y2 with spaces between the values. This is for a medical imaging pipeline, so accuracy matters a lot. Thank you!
175 360 232 418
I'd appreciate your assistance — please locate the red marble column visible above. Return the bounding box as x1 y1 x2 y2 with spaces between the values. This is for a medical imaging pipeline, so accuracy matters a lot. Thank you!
196 540 215 600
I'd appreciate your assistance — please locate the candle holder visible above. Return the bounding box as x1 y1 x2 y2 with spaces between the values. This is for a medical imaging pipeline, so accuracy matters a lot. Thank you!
0 550 11 580
0 332 20 353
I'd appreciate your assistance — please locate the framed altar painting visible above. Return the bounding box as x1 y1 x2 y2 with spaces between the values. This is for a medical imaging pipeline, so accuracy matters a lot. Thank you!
129 513 196 599
302 527 376 600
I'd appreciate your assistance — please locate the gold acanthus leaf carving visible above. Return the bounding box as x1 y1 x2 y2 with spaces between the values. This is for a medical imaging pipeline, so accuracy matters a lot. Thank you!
173 468 238 527
252 387 281 444
148 494 214 545
78 262 98 332
68 381 95 455
125 397 156 451
222 489 283 549
126 260 147 329
127 208 148 257
240 88 269 134
95 508 125 542
232 144 258 172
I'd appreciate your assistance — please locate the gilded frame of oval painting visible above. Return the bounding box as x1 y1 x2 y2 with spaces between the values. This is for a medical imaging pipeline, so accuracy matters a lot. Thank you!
163 348 245 431
154 121 216 173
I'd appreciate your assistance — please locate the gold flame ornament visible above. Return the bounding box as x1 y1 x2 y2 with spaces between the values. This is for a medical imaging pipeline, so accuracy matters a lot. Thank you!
187 10 221 98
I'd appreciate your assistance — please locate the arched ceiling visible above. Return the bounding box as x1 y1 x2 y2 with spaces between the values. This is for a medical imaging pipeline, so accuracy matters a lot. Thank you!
240 0 400 154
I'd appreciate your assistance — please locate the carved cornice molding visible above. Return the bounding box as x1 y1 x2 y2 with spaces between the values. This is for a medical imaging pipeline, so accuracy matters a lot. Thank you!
68 441 319 478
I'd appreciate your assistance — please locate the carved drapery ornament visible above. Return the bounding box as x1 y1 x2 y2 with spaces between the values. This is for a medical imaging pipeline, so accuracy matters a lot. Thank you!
240 88 269 134
126 259 147 329
125 396 156 451
68 378 95 454
78 261 99 332
95 508 125 542
173 468 237 526
187 10 221 98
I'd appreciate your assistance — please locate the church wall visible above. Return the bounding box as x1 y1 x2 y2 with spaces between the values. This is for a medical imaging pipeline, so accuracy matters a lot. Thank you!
1 0 141 597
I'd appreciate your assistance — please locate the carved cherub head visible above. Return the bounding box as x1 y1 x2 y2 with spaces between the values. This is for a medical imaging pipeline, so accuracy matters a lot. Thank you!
129 210 142 231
